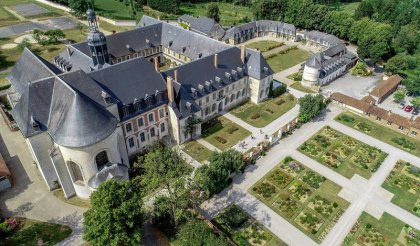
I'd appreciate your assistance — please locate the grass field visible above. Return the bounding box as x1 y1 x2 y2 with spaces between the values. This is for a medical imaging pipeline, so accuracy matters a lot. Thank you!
343 212 419 246
0 72 11 90
299 126 388 179
245 40 284 52
95 0 142 20
230 93 296 128
335 112 420 157
266 49 311 73
382 160 419 217
180 2 252 26
290 82 316 93
202 116 251 150
214 204 287 246
2 217 72 245
249 157 349 242
53 189 91 208
181 140 213 163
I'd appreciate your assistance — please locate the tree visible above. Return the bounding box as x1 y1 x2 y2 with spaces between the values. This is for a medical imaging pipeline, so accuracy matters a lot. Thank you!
194 149 244 197
354 0 375 19
32 29 65 45
139 142 193 227
17 38 31 51
68 0 91 16
252 0 287 21
357 23 393 63
393 90 405 103
206 3 220 23
83 180 143 246
321 11 354 39
385 54 408 74
411 97 420 108
147 0 180 14
392 24 420 55
174 220 230 246
298 94 326 123
184 115 201 139
404 78 420 95
348 18 373 44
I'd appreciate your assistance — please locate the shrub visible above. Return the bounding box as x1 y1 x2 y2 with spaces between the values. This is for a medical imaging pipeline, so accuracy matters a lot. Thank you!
284 156 293 164
276 99 285 105
251 113 260 119
215 136 227 144
271 84 287 98
338 114 355 123
227 126 239 134
265 108 274 114
392 137 415 150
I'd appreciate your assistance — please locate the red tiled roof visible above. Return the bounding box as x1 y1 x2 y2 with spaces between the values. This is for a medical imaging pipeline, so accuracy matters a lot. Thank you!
370 75 403 98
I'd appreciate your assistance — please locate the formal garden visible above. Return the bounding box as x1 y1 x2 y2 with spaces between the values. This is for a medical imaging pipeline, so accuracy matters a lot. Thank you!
343 212 419 246
214 204 287 246
335 112 420 157
0 217 72 245
201 116 250 150
265 47 311 73
249 156 349 242
382 160 419 217
181 140 213 163
299 126 388 179
230 92 296 128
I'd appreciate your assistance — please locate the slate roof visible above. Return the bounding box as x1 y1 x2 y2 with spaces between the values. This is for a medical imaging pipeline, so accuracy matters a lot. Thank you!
245 48 273 79
225 20 296 38
305 30 341 46
306 54 322 69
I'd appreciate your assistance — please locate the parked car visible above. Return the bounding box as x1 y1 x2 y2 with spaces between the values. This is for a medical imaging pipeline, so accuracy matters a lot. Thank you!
399 103 405 109
412 108 419 115
404 105 413 112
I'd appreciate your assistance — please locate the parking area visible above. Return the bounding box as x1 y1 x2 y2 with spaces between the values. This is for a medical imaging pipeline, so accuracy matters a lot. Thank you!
379 91 418 118
11 3 49 17
321 72 382 99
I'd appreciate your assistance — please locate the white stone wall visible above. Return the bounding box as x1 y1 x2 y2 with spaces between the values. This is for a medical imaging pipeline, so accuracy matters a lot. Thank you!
319 65 346 85
249 76 271 103
302 65 320 86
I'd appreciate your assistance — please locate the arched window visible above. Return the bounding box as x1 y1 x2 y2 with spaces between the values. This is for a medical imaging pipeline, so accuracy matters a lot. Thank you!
95 151 109 170
68 161 83 182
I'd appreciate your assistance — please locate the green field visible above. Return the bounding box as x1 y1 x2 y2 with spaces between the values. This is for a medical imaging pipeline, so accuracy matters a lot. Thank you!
180 2 252 26
382 160 419 217
181 140 213 163
249 157 349 242
230 93 296 128
290 82 317 93
245 40 284 52
299 126 388 179
343 212 419 246
2 217 72 245
202 116 251 150
95 0 143 20
266 49 311 73
335 112 420 157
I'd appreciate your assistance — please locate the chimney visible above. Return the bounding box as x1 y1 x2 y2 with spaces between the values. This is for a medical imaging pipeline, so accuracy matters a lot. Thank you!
154 57 159 72
214 53 218 68
157 16 160 21
173 69 179 82
166 76 174 102
240 45 245 63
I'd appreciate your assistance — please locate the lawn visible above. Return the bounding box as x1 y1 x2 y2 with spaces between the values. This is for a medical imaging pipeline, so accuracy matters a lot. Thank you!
265 49 311 73
2 217 72 245
180 2 252 26
382 160 419 217
53 189 91 208
245 40 284 52
298 126 388 179
95 0 143 20
0 25 89 70
290 82 317 93
181 140 213 163
98 20 134 33
335 112 420 157
0 72 11 90
249 156 349 242
343 212 419 246
230 93 297 128
214 204 287 246
201 116 251 150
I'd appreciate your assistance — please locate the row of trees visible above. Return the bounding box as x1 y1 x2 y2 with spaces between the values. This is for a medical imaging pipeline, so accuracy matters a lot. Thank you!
83 142 244 245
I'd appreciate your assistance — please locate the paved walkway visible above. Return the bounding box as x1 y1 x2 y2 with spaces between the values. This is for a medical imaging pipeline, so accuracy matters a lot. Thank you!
196 138 220 152
200 104 420 246
0 114 86 246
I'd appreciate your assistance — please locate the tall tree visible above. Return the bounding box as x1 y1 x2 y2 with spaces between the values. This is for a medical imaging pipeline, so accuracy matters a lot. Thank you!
393 90 405 103
354 0 375 20
385 54 408 74
357 22 393 63
206 2 220 23
252 0 288 21
139 142 193 227
174 220 230 246
83 180 143 246
68 0 92 16
392 24 420 55
321 11 354 39
298 94 326 123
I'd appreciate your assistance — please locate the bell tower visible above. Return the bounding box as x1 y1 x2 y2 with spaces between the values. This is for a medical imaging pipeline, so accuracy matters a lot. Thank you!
86 9 110 66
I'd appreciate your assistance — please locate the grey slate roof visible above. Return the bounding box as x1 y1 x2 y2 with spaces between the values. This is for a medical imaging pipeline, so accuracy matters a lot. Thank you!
47 78 117 147
138 15 162 27
8 48 61 95
89 57 167 105
245 48 273 80
225 20 296 38
306 54 322 69
305 30 341 46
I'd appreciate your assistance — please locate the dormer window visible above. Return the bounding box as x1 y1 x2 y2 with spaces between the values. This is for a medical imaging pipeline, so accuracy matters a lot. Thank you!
30 116 39 128
198 84 204 94
198 53 202 58
182 47 186 53
191 88 198 97
186 102 192 113
169 41 173 47
102 90 111 104
205 81 211 90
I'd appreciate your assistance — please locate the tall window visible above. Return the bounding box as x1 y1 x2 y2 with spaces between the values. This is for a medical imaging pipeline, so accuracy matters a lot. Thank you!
125 123 132 133
68 161 83 182
128 137 135 148
160 123 165 133
95 151 109 170
148 113 154 123
138 117 144 127
159 108 165 119
140 132 146 142
150 127 156 137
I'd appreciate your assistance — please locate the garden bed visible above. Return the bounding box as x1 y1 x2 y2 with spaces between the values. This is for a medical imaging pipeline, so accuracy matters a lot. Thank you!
299 126 388 179
249 157 349 242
